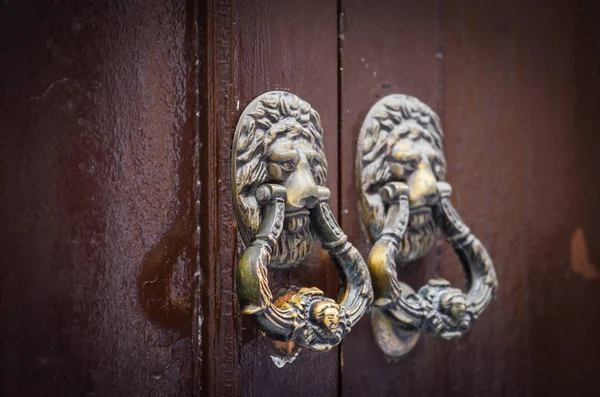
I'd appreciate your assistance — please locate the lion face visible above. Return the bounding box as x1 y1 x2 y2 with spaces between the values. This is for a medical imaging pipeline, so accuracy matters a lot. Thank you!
388 123 446 262
265 134 325 266
359 95 446 263
234 92 327 267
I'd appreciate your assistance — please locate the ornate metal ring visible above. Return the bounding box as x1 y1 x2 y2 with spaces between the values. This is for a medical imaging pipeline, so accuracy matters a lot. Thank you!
357 94 498 356
233 91 373 351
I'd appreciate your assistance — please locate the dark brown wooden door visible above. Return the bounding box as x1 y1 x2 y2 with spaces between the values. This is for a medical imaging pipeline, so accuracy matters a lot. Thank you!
338 1 600 396
2 1 600 396
1 1 201 396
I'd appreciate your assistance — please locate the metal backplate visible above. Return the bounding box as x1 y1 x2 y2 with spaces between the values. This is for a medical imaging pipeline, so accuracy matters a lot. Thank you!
359 94 498 357
371 282 420 358
232 90 328 268
232 91 374 351
356 94 446 263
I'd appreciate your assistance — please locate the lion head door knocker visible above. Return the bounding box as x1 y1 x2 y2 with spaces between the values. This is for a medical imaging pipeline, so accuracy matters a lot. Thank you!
357 94 498 357
232 91 372 352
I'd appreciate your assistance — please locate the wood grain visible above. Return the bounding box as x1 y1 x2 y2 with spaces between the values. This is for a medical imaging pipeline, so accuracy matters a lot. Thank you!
338 1 449 396
202 0 340 395
517 1 600 395
0 1 200 396
339 0 600 396
3 0 600 395
440 2 532 395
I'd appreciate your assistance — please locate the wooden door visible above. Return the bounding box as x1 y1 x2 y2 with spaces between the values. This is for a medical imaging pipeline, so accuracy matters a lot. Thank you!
2 1 600 396
338 1 600 396
201 1 341 396
1 1 201 396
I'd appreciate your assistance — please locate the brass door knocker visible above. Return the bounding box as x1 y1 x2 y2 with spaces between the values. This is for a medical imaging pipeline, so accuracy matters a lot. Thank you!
357 94 498 356
233 91 372 352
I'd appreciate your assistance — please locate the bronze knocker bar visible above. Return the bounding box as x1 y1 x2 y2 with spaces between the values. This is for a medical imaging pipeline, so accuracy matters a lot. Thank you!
232 91 373 352
358 94 498 356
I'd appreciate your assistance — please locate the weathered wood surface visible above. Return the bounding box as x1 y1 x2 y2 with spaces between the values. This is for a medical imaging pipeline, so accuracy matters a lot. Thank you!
339 0 600 396
2 0 600 396
0 1 200 396
202 1 340 396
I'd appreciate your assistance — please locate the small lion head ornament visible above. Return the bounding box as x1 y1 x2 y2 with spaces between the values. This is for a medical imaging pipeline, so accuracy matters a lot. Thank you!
233 92 328 267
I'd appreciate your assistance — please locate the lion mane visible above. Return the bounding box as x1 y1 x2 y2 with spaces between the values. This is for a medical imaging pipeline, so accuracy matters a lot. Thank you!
359 94 446 243
235 92 328 236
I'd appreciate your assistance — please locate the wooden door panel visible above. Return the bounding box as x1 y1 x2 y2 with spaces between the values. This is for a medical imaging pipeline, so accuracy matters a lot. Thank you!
339 0 600 396
437 2 534 394
3 1 600 396
517 2 600 394
338 1 448 396
202 1 340 395
0 1 200 396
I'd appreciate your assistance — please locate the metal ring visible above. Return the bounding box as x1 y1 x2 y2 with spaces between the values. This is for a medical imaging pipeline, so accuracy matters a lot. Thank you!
357 94 498 355
369 181 497 341
233 91 373 351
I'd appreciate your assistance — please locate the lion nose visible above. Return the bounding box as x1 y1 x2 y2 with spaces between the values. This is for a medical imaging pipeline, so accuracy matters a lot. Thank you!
285 162 319 209
408 162 439 207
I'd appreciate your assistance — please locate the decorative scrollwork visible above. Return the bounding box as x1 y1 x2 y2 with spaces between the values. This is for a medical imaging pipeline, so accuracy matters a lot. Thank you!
357 94 444 263
358 94 498 351
233 92 373 351
371 181 497 339
237 185 372 351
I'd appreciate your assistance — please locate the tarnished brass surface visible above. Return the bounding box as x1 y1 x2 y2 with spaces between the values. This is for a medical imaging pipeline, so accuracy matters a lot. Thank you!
358 95 444 263
233 91 372 351
358 94 498 355
370 282 420 358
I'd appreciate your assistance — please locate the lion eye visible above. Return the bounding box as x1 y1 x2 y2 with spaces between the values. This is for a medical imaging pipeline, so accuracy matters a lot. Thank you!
402 158 418 172
280 161 295 172
430 157 445 179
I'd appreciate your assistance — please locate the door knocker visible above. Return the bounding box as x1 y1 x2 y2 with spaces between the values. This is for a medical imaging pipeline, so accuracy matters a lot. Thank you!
357 94 498 356
233 91 373 352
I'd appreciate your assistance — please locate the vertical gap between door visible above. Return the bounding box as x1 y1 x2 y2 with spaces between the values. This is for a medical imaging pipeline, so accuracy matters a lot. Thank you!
336 0 344 396
433 1 448 393
435 0 445 121
191 0 204 393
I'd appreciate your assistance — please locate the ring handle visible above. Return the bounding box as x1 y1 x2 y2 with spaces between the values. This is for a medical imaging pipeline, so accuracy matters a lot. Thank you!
233 91 372 352
357 93 498 355
368 181 497 340
236 184 372 351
